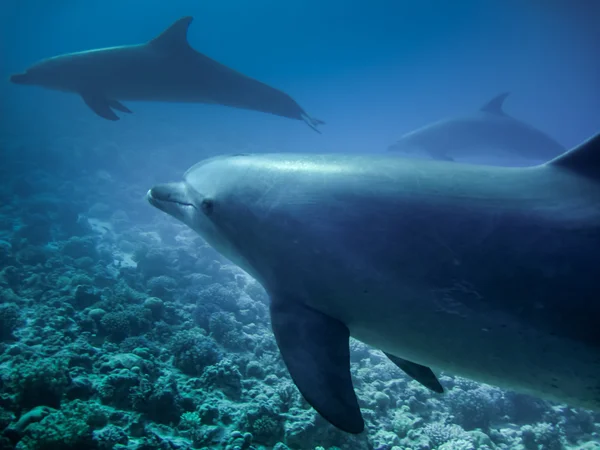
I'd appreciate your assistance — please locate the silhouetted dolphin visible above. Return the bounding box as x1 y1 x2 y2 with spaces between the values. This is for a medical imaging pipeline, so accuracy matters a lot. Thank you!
388 92 565 162
147 132 600 433
9 17 324 132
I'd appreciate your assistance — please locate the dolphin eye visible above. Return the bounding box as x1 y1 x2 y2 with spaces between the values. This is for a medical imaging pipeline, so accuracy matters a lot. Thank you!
201 198 214 215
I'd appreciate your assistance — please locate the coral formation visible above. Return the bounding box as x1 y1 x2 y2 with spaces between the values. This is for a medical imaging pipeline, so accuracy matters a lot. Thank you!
0 141 598 450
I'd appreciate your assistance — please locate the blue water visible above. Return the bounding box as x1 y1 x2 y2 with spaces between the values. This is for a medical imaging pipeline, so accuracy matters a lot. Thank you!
2 1 598 158
1 1 599 449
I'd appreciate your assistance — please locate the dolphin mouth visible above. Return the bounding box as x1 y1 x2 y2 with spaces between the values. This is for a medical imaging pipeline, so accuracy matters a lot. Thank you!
147 186 196 210
9 73 30 85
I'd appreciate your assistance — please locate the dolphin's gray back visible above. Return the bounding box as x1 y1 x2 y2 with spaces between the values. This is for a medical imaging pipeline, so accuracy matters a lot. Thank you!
395 113 565 162
56 43 310 121
209 154 600 338
59 45 255 100
14 17 322 128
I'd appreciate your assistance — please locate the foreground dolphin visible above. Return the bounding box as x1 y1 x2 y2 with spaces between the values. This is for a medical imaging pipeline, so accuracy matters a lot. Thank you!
148 133 600 433
388 93 565 162
9 16 324 132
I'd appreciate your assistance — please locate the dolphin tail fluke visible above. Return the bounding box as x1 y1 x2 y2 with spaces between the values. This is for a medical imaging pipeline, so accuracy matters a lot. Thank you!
301 113 325 134
269 294 364 434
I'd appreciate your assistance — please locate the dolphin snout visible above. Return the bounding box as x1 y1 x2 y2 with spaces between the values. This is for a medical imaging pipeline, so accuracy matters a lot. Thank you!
147 182 195 222
147 182 194 209
148 185 174 203
147 185 177 216
9 73 30 85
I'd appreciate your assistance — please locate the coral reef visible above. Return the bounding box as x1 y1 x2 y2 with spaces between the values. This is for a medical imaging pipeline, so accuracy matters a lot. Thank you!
0 142 598 450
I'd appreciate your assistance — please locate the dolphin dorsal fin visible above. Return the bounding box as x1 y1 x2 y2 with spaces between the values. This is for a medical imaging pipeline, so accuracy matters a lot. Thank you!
480 92 510 115
548 133 600 178
149 16 193 53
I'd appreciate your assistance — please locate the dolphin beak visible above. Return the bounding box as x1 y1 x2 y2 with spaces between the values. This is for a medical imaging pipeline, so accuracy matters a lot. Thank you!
147 187 170 215
146 189 157 204
147 183 195 220
147 185 175 206
9 73 29 85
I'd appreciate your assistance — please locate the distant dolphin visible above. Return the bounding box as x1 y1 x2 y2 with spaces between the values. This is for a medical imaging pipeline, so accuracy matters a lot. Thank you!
9 16 324 132
388 92 565 162
148 133 600 433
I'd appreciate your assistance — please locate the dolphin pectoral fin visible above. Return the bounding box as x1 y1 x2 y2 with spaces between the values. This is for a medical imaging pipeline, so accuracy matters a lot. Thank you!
384 352 444 394
81 93 119 121
108 99 132 114
269 296 364 434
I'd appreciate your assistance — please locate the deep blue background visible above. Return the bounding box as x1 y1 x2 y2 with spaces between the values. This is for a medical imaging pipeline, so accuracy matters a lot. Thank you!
1 0 599 186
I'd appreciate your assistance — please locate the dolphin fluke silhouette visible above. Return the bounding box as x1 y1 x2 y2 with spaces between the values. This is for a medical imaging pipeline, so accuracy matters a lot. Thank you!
388 92 565 162
10 16 324 132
